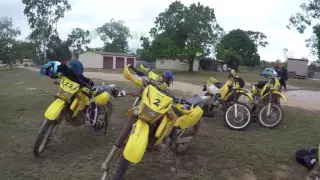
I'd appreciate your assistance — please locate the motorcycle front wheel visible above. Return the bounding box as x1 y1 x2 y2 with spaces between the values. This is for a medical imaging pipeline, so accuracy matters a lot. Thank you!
258 103 284 129
33 119 59 157
224 102 251 131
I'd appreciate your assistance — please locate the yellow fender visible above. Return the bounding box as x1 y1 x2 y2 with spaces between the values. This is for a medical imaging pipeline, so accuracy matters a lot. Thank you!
44 98 66 120
237 89 254 102
262 91 286 102
224 89 253 102
123 119 149 163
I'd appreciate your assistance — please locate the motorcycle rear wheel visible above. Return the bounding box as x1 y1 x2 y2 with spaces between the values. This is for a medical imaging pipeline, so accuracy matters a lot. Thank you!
33 119 59 157
258 103 284 129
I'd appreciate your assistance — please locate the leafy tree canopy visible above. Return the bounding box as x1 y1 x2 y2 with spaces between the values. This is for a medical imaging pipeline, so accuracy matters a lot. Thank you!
97 19 131 53
216 29 260 67
67 28 91 53
150 1 224 71
245 30 269 48
0 17 21 68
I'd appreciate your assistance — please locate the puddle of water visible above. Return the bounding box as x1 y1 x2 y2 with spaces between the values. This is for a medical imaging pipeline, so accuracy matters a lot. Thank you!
13 82 24 85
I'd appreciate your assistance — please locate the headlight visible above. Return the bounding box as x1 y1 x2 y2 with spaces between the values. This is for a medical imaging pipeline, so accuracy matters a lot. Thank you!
140 105 161 122
58 89 72 100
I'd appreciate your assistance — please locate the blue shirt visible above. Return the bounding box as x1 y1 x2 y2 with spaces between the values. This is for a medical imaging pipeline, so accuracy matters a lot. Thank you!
68 59 84 76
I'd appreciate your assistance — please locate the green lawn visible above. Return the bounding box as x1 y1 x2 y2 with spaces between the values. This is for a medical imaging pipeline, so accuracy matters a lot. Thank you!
0 68 319 180
85 68 320 90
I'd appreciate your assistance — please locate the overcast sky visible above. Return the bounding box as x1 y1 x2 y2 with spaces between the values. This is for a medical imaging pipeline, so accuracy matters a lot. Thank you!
0 0 316 62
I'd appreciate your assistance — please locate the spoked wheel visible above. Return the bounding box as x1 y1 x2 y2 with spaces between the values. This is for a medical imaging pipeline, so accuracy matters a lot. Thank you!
33 119 60 157
258 103 284 129
224 102 252 131
98 101 113 136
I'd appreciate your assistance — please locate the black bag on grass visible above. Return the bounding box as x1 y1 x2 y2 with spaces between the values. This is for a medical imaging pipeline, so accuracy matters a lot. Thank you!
296 147 318 170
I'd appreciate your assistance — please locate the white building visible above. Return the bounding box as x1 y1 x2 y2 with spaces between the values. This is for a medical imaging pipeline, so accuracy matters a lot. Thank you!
79 51 136 69
156 59 200 71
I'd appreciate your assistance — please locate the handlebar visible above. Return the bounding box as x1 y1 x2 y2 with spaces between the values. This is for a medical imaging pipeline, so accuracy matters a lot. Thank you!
128 65 192 106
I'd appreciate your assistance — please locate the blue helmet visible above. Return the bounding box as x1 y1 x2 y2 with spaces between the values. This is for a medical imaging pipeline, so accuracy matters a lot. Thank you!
40 61 61 78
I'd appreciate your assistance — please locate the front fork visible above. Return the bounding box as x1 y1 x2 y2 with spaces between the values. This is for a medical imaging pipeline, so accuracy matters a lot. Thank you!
233 90 238 118
101 114 138 171
267 93 272 116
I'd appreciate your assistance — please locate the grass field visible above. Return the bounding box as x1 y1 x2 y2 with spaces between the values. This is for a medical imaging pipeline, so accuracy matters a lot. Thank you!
1 68 320 180
85 68 320 90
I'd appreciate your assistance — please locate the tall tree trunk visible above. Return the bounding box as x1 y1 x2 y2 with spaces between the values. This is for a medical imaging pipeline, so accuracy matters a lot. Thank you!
8 57 13 69
188 59 194 72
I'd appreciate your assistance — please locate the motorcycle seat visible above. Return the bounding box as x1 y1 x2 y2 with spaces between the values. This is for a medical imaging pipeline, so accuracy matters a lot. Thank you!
182 94 208 109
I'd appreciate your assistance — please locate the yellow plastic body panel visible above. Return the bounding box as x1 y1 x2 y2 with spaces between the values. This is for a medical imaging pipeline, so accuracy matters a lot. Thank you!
174 106 204 129
148 71 160 81
123 119 149 163
44 98 66 120
155 115 168 138
139 64 149 74
60 77 80 94
220 79 232 100
70 97 79 111
205 77 219 86
260 79 281 96
224 89 253 102
155 118 174 145
261 91 286 102
123 65 143 87
138 85 173 122
95 91 110 105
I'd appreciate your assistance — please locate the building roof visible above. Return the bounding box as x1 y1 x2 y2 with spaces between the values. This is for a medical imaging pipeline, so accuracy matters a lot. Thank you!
82 51 136 57
287 58 308 62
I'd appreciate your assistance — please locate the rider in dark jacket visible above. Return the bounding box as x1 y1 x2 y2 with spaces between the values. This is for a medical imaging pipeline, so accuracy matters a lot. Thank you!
274 59 287 91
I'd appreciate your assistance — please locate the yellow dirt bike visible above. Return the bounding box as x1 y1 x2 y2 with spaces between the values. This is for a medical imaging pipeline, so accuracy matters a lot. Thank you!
138 64 170 90
202 69 253 130
101 64 207 180
33 75 122 157
250 75 286 128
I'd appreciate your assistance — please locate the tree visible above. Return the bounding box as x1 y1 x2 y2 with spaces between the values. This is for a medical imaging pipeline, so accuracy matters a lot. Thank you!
150 1 224 72
245 30 269 48
136 36 155 61
148 33 181 60
216 49 242 71
11 40 34 63
216 29 260 67
22 0 71 63
287 0 320 60
67 28 91 53
0 17 21 69
97 19 131 53
46 34 71 61
305 25 320 60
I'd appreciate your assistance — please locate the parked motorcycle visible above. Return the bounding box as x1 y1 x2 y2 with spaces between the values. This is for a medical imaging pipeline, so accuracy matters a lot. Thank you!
202 69 253 130
33 72 125 157
138 64 172 89
250 75 286 128
100 64 208 180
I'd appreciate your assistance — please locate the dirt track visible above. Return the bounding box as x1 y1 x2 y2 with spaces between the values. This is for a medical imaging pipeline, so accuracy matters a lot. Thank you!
27 67 320 111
